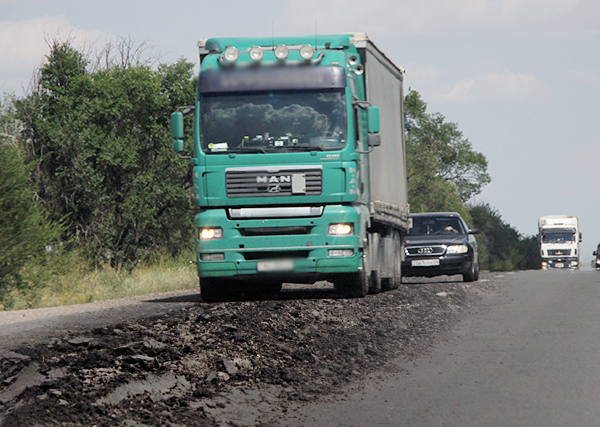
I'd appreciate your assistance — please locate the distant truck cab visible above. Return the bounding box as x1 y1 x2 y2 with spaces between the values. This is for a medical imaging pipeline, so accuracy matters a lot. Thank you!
592 244 600 270
538 215 581 269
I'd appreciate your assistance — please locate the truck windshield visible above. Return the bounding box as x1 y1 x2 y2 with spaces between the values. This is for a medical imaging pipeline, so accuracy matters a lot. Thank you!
199 89 347 153
542 233 575 243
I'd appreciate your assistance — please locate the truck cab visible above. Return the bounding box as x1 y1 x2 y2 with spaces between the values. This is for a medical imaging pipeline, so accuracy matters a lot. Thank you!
171 34 408 301
538 215 581 269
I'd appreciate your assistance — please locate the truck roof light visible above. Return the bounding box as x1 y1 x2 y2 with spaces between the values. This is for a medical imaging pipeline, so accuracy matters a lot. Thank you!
249 46 264 62
274 44 289 60
299 45 315 61
223 46 239 63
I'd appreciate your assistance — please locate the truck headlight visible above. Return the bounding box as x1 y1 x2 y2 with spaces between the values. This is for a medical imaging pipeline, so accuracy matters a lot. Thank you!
446 244 468 254
199 227 223 240
327 223 354 236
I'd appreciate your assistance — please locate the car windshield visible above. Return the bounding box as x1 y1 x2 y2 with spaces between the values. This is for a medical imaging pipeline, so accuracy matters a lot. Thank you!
542 233 575 243
407 217 466 236
199 89 347 153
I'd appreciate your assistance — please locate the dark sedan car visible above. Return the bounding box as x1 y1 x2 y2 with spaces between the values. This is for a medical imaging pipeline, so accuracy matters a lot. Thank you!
402 212 480 282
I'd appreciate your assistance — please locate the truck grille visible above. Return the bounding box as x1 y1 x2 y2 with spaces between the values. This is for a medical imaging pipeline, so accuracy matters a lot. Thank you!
548 249 571 256
226 166 322 198
405 245 446 256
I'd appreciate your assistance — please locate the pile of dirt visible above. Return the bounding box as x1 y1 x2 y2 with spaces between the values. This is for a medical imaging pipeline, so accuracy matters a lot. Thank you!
0 277 499 427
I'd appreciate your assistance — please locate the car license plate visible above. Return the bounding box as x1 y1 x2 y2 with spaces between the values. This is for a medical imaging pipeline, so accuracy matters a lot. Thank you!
257 260 294 272
411 259 440 267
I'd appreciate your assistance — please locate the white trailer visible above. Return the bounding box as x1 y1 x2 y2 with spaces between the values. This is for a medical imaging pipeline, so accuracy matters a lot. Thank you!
538 215 581 269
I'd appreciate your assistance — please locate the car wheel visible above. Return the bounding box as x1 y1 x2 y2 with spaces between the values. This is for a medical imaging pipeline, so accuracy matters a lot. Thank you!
463 258 478 282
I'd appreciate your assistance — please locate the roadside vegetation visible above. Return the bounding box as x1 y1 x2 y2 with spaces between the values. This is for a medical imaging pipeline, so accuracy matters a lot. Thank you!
0 37 539 310
404 90 541 271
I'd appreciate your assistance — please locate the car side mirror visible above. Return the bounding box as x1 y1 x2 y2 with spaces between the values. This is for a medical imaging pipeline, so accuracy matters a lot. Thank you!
468 228 480 235
594 251 597 256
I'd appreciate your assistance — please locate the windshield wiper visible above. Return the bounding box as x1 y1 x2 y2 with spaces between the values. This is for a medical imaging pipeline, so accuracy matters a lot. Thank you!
224 147 267 154
279 145 325 151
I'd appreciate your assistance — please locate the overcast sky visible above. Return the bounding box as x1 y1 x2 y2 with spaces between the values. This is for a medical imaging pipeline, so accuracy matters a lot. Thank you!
2 0 600 264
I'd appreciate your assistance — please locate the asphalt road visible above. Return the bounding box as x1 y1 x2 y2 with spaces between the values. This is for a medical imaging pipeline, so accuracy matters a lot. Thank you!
282 270 600 427
0 288 202 347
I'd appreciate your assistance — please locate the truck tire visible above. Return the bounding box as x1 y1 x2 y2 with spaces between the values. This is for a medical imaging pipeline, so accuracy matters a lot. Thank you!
336 244 369 298
200 278 243 302
382 230 402 290
369 233 382 294
390 230 402 289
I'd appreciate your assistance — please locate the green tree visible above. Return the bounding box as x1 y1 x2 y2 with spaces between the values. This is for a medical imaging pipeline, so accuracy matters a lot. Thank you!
469 202 540 271
404 90 491 212
17 40 197 266
0 134 61 291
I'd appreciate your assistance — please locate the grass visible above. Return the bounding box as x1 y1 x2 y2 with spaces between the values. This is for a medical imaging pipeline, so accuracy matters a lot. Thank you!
0 251 199 311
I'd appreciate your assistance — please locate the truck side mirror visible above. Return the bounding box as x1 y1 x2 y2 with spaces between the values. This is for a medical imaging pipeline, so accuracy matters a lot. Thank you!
593 251 597 256
367 106 380 134
367 106 381 147
171 112 184 153
579 232 582 242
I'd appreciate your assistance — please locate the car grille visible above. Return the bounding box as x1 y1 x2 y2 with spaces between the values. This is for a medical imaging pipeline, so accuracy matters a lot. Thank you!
548 249 571 256
226 166 322 198
405 245 446 256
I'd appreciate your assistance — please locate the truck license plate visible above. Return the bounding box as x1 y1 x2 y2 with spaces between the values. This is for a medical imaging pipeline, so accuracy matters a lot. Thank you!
555 262 564 268
257 260 294 272
412 259 440 267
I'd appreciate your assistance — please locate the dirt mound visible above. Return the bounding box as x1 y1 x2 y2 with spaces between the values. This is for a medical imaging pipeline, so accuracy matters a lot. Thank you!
0 277 498 426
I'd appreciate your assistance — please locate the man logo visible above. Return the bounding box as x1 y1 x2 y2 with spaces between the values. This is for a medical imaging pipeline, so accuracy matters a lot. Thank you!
257 175 291 184
418 247 434 255
268 184 282 193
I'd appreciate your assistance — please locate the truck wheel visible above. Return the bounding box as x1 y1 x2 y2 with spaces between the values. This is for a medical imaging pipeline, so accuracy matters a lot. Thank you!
369 233 382 294
336 245 369 298
200 278 242 302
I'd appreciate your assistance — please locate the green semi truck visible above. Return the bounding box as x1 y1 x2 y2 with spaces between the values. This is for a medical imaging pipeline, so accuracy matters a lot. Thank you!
171 33 409 301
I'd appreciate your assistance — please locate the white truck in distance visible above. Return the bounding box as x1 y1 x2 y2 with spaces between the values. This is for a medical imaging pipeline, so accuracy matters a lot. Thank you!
538 215 581 269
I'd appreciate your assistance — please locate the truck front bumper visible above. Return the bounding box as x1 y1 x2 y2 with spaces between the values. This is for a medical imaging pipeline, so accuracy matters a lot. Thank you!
194 205 364 280
542 258 579 269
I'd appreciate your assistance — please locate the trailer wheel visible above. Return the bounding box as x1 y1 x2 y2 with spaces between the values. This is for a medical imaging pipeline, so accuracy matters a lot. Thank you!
200 278 243 302
390 230 402 289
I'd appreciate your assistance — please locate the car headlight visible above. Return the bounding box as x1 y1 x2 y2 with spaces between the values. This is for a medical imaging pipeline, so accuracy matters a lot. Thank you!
199 227 223 240
327 223 354 236
446 244 468 254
